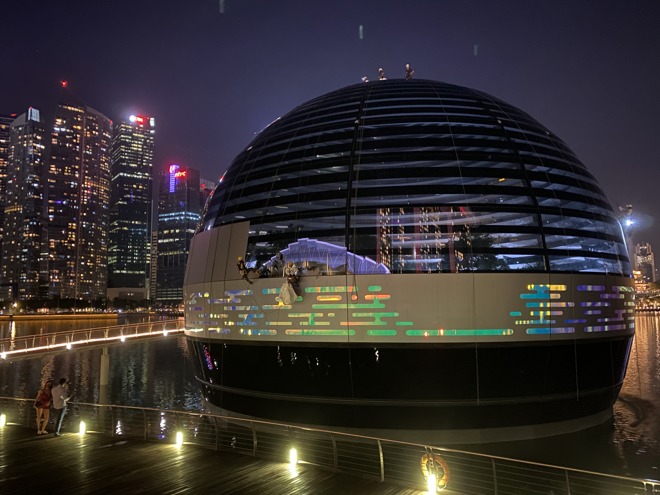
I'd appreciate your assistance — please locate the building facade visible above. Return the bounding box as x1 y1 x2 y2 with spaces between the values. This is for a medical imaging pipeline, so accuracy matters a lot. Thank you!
0 109 47 301
47 102 112 302
155 164 206 305
184 79 634 442
634 242 655 283
107 115 155 303
0 113 16 265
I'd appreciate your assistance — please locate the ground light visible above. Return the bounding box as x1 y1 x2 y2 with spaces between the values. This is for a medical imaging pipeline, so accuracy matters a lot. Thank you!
79 421 86 435
0 413 6 427
175 431 183 447
289 447 298 466
427 473 437 493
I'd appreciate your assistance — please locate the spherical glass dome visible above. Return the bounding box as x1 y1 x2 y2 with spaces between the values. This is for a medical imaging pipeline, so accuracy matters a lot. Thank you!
201 79 630 276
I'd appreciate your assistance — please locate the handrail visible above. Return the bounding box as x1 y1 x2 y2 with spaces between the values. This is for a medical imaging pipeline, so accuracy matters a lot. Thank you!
0 319 184 360
0 397 658 494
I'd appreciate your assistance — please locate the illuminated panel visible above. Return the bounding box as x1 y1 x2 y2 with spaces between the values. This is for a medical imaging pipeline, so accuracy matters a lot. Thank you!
284 329 356 336
208 328 231 334
312 300 386 309
395 321 413 326
305 286 357 293
577 285 605 291
510 311 522 317
265 321 293 325
317 295 342 301
515 319 555 325
367 330 397 336
239 329 277 336
525 302 574 308
262 304 293 309
526 327 574 334
367 286 382 291
364 294 391 301
406 329 514 336
580 302 610 307
224 305 259 311
584 324 627 332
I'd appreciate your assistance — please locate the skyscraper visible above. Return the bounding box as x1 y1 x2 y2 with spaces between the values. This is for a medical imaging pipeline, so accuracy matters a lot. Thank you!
634 242 656 283
0 113 16 262
107 115 155 304
0 108 47 301
47 102 112 302
155 164 206 305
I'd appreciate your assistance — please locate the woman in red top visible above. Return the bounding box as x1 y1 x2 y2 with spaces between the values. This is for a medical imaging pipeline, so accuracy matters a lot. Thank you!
34 380 53 435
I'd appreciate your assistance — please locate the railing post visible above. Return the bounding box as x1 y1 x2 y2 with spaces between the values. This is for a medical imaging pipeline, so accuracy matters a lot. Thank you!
212 415 219 451
492 458 498 495
565 469 572 495
143 409 147 441
331 433 338 473
377 439 385 482
251 421 257 456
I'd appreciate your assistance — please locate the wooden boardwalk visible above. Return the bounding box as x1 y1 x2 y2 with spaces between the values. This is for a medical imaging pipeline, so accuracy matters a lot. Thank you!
0 425 429 495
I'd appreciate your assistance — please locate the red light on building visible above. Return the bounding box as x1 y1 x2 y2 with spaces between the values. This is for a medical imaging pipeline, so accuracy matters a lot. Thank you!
174 171 187 178
61 80 68 88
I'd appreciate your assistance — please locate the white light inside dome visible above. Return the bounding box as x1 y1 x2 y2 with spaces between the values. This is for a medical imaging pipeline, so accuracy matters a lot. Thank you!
129 115 137 122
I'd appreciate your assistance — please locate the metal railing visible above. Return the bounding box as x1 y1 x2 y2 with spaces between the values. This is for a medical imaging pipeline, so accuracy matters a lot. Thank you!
0 397 658 494
0 319 184 360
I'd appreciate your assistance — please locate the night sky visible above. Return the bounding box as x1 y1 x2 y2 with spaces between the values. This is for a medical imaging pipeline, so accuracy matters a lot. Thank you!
3 1 660 251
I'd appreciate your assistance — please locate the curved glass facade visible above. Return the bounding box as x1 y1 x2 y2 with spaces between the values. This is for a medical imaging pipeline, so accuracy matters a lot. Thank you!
201 79 630 276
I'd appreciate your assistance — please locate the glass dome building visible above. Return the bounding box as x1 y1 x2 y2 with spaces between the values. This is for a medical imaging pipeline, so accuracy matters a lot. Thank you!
184 79 634 442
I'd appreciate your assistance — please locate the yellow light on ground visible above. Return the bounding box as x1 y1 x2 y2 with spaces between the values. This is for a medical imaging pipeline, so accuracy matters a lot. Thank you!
163 330 169 336
0 352 5 360
0 413 6 427
79 421 86 435
66 343 72 350
120 336 126 342
175 431 183 447
427 473 437 493
289 447 298 466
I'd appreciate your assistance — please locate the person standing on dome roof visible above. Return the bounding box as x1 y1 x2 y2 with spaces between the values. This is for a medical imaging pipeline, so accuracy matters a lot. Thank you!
405 63 414 80
237 256 253 284
378 68 387 80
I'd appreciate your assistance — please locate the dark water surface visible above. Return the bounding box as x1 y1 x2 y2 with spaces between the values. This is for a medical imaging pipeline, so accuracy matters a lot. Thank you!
0 314 658 480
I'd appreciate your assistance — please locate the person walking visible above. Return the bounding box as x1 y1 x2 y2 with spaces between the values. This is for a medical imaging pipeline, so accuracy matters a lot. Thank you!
51 377 71 436
33 380 53 435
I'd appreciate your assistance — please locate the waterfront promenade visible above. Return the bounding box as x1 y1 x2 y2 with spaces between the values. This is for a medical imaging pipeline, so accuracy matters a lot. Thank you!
0 424 425 495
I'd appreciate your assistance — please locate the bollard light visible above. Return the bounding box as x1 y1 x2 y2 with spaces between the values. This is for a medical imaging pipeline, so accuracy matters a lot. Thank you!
175 431 183 447
66 343 72 350
1 352 6 360
0 413 6 427
427 473 437 493
289 447 298 466
79 420 86 435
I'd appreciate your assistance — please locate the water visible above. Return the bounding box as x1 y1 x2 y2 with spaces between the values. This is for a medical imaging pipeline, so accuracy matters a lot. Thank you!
0 314 658 480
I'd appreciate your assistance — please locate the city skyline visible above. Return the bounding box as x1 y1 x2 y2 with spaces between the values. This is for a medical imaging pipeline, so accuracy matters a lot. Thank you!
2 1 660 249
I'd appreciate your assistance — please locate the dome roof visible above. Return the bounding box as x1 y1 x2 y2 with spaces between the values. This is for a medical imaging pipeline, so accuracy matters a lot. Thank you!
201 79 630 275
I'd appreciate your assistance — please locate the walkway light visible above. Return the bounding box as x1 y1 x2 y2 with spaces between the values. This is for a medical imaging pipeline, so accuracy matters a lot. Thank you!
79 420 86 435
0 413 6 427
175 431 183 447
427 473 437 493
289 447 298 466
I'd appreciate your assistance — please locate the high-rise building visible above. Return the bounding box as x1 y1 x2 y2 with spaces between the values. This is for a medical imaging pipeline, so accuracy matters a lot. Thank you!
634 242 655 283
47 102 112 302
155 164 206 305
107 115 155 304
0 108 47 301
0 113 16 260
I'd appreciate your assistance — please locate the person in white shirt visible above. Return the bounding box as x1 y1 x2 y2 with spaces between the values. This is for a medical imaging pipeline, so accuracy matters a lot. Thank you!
51 377 71 436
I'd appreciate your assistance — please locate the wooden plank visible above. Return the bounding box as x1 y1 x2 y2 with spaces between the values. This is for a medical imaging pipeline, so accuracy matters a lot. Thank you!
0 426 429 494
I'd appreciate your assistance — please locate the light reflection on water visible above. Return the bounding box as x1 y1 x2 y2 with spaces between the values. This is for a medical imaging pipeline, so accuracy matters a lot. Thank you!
0 315 203 412
0 314 658 479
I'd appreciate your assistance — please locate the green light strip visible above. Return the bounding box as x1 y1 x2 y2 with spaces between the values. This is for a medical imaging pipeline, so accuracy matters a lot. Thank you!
406 329 514 336
366 330 397 336
284 329 356 336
